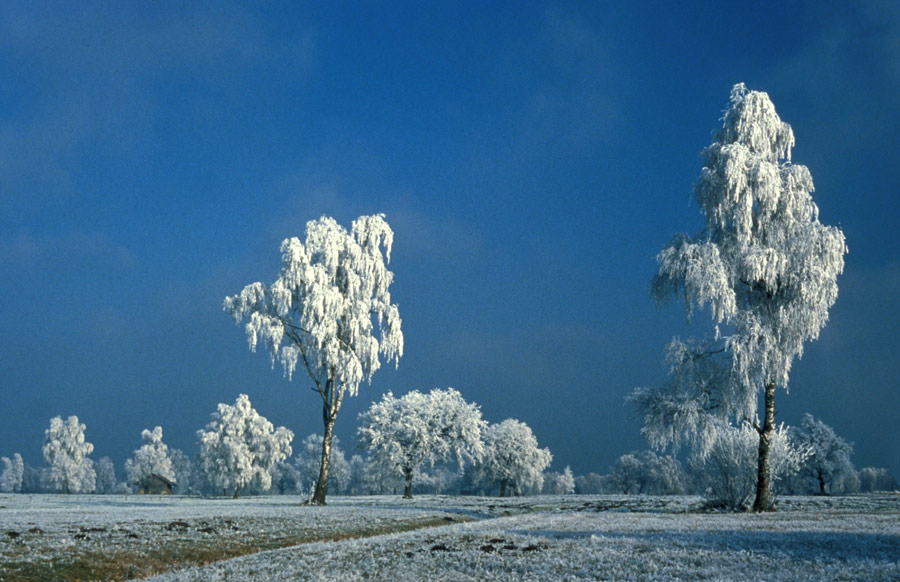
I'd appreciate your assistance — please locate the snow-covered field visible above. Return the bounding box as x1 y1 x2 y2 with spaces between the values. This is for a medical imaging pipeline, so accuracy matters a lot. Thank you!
2 494 899 581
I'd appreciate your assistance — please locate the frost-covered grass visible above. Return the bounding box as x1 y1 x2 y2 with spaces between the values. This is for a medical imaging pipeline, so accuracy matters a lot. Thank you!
0 494 465 581
2 494 899 582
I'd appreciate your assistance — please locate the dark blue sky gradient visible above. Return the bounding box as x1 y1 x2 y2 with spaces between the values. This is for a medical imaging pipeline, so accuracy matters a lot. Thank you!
1 1 898 479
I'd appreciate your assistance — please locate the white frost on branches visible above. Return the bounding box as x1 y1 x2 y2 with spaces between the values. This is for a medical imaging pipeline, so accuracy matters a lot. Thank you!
689 421 806 510
196 394 294 498
42 415 96 494
357 388 486 498
223 214 403 390
293 433 351 495
125 426 176 491
790 413 855 495
0 453 24 493
475 419 552 497
633 83 847 452
224 214 403 504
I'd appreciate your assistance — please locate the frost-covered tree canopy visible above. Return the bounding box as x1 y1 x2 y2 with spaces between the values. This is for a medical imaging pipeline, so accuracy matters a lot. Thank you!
358 388 486 498
125 426 176 490
224 214 403 393
689 420 804 510
610 451 684 496
196 394 294 498
632 84 847 452
791 413 855 495
0 453 24 493
94 456 119 495
42 415 96 494
293 433 351 495
476 419 552 497
224 214 403 504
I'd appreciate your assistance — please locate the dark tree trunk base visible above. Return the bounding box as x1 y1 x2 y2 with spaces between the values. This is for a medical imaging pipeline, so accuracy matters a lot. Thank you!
752 382 776 513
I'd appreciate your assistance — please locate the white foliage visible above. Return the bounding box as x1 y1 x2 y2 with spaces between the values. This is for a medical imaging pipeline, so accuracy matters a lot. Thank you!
543 466 576 495
169 449 193 495
357 388 486 497
94 456 118 494
42 415 96 494
293 434 351 495
610 451 684 495
0 453 24 493
224 214 403 391
125 426 176 490
790 414 855 495
196 394 294 497
225 214 402 503
475 419 552 496
635 83 846 450
689 421 805 510
858 467 899 492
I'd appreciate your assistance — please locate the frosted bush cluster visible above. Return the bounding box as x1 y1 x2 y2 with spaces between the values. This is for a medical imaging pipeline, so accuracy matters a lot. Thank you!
358 388 486 498
42 415 96 494
474 419 553 496
197 394 293 498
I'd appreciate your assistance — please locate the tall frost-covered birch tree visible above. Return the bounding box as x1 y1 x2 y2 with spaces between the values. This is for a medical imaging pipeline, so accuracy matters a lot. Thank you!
224 214 403 504
630 84 846 511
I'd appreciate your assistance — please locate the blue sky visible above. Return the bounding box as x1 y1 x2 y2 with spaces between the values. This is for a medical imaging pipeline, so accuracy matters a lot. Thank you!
1 1 898 480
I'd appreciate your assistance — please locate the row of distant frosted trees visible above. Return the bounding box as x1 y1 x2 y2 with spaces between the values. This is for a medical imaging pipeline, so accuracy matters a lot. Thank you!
0 389 566 499
2 393 895 506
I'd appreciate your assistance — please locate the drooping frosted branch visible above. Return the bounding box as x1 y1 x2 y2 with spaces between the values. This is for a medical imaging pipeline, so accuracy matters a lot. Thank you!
224 214 403 395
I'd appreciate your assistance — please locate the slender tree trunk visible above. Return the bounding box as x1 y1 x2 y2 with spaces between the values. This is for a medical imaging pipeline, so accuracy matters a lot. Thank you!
817 472 826 495
313 408 335 505
313 377 344 506
403 466 414 499
752 382 776 512
233 484 241 499
499 479 507 497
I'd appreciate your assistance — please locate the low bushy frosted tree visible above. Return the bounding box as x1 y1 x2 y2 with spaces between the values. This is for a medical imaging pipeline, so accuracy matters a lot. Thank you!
631 84 847 511
169 449 193 495
610 451 684 495
790 414 855 495
125 426 176 492
225 214 403 505
475 419 552 496
543 466 575 495
197 394 294 498
574 472 615 494
0 453 24 493
346 454 374 495
689 421 805 510
358 388 486 499
293 434 351 496
94 456 119 494
858 467 898 492
43 415 96 494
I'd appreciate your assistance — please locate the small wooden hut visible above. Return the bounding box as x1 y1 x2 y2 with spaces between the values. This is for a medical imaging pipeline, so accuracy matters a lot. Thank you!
138 473 176 495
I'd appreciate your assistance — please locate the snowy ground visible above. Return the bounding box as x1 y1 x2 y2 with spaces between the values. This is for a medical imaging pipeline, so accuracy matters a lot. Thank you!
2 494 899 581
